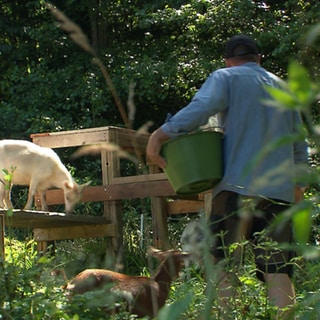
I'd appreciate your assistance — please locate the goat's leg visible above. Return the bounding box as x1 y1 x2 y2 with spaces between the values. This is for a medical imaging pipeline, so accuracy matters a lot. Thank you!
0 178 13 209
0 184 6 208
39 190 48 211
24 183 37 210
0 191 4 209
3 185 13 209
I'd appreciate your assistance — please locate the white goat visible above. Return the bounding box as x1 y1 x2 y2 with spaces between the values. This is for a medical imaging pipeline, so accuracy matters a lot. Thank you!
0 139 90 214
180 219 206 269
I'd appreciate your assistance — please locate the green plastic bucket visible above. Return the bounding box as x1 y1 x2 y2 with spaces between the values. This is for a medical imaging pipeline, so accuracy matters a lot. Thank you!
162 130 223 195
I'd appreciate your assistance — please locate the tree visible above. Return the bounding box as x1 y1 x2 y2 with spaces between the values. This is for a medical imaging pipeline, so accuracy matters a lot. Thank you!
0 0 319 135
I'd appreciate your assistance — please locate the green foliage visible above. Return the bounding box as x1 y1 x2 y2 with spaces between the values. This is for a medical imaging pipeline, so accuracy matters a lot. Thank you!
2 211 320 319
1 236 143 319
265 61 318 112
293 203 313 244
1 238 66 319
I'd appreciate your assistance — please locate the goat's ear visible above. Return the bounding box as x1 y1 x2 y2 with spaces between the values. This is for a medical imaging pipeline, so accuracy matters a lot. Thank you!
179 252 192 259
80 180 91 190
51 268 68 282
147 246 162 256
147 247 191 260
64 181 74 190
147 247 169 260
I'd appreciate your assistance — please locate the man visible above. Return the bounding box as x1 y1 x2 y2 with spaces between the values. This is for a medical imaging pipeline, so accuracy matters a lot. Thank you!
146 34 308 318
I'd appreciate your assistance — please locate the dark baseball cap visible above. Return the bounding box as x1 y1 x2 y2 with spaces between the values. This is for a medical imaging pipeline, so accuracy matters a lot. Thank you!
224 35 259 58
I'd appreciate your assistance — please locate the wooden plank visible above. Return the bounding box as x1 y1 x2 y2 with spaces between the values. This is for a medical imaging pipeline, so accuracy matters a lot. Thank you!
3 210 110 229
98 180 173 199
34 223 117 241
31 126 150 152
31 128 110 148
35 181 176 206
110 173 167 184
167 200 204 215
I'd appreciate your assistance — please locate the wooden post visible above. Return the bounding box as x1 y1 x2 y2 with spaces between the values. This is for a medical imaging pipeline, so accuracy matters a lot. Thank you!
204 191 213 219
101 128 123 260
151 198 169 249
0 213 4 266
149 164 169 249
36 240 48 254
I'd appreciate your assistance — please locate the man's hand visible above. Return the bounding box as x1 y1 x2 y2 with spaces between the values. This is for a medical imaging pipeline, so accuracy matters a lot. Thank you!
294 186 306 203
146 128 170 170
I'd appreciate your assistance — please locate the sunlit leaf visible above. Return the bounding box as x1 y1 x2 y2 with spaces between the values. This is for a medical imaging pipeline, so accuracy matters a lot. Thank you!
292 204 312 244
1 169 9 175
3 174 12 182
287 61 313 105
305 22 320 45
265 86 297 108
265 61 317 112
6 208 13 217
38 256 51 264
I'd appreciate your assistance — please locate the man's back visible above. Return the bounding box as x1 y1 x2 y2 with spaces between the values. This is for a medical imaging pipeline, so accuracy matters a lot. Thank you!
213 62 306 202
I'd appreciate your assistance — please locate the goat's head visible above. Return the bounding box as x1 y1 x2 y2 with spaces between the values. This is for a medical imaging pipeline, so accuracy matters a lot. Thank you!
180 220 206 267
148 247 191 282
63 180 91 214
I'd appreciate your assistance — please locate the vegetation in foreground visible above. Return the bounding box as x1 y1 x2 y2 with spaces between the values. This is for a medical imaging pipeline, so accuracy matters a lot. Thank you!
1 211 320 320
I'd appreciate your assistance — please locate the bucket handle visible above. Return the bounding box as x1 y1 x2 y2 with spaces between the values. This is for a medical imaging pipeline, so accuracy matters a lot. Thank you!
165 113 223 133
200 126 223 133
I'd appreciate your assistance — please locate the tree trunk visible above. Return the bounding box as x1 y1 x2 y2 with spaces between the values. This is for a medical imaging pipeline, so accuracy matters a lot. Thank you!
87 0 111 51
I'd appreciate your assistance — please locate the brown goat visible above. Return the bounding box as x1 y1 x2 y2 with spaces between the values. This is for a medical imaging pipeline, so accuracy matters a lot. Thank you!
60 248 190 318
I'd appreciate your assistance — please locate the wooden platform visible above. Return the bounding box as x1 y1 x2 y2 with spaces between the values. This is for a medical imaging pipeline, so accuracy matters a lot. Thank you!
1 209 116 251
31 125 149 152
2 210 110 229
0 126 211 261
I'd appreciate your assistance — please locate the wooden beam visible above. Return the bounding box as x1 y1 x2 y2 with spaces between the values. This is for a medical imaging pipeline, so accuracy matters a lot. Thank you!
31 126 150 152
3 210 110 229
167 200 204 215
110 173 167 184
35 180 176 207
34 223 117 241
